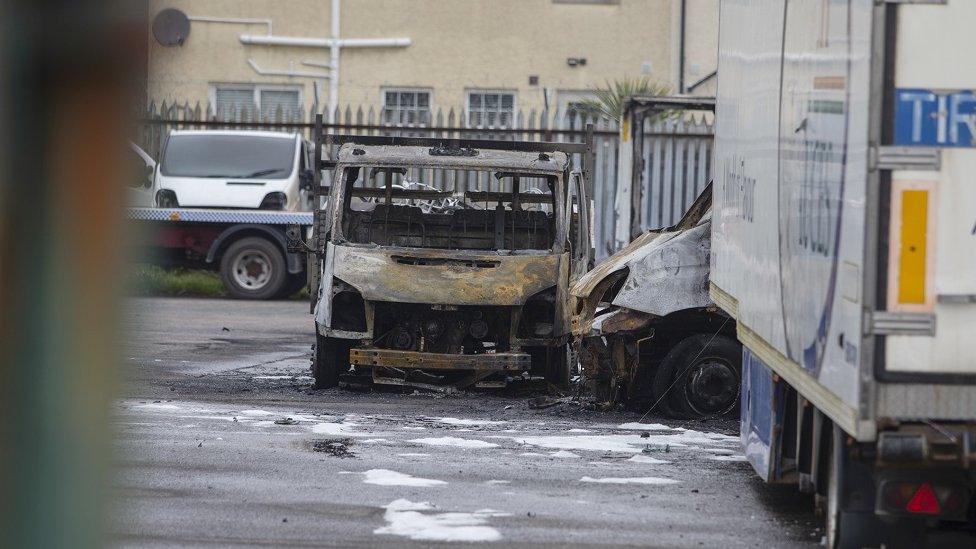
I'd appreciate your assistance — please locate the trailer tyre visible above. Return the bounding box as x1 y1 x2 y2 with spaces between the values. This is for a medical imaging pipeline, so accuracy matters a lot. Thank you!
652 334 741 419
219 237 287 300
312 334 352 389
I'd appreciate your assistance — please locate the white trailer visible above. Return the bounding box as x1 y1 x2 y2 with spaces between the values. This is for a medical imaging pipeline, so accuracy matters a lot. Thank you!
711 1 976 546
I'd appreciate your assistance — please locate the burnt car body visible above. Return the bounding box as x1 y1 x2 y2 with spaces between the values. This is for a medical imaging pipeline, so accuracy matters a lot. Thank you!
571 184 742 417
308 136 592 391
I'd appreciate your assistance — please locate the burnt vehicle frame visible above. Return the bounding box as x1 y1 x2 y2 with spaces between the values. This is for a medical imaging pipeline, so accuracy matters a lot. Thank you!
571 182 741 418
299 114 594 391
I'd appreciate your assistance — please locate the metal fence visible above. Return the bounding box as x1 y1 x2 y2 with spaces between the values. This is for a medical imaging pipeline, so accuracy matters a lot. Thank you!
138 101 713 260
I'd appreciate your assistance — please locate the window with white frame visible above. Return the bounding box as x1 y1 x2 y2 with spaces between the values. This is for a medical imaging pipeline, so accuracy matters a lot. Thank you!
382 89 431 125
467 91 515 127
212 85 302 121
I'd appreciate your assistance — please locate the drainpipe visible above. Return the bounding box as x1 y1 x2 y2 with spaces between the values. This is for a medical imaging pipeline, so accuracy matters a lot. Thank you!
188 16 273 35
678 0 686 93
330 0 340 124
238 35 411 48
246 59 329 79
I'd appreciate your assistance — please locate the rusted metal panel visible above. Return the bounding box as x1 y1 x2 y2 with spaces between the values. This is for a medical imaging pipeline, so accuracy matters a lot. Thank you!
571 215 712 318
572 229 661 299
350 348 530 371
611 215 712 317
332 243 563 306
335 144 569 174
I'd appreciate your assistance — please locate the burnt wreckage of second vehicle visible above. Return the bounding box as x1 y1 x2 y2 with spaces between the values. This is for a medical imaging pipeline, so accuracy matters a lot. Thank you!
290 121 740 418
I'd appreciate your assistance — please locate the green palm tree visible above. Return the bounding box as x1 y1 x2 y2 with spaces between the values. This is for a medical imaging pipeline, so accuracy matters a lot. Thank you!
576 77 671 122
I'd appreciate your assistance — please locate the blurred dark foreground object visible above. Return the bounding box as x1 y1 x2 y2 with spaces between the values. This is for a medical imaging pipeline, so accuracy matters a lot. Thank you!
0 1 146 547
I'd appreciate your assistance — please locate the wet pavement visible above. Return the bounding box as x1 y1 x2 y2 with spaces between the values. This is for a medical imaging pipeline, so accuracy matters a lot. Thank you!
113 297 821 547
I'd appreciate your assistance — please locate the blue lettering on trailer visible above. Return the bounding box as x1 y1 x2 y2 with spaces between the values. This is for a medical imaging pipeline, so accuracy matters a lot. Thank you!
894 88 976 147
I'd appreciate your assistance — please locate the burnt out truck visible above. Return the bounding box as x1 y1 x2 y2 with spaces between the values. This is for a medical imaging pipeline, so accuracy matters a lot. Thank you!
295 119 593 391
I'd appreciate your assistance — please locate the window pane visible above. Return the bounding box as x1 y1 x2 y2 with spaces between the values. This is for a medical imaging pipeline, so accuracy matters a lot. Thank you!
469 93 482 108
501 94 514 108
385 92 397 107
214 87 255 119
400 92 415 107
417 93 429 107
260 89 300 121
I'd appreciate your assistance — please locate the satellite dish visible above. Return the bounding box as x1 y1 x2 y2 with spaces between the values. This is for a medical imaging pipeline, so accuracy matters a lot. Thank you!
152 8 190 47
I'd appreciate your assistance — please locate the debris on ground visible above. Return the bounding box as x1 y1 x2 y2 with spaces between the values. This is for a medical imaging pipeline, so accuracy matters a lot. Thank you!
528 396 571 409
310 438 356 458
274 417 299 425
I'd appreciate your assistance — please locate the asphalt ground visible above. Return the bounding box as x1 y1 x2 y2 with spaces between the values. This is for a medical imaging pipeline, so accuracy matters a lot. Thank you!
112 297 821 548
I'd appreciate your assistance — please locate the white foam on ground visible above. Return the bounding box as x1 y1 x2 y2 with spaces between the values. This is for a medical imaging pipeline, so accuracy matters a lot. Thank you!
580 476 679 485
251 375 293 380
363 469 446 487
239 410 275 416
283 414 318 422
133 403 179 411
617 422 681 431
401 426 427 431
485 480 511 485
509 429 737 454
361 438 389 443
627 454 671 465
566 428 592 433
708 454 748 462
520 452 547 457
436 417 508 426
409 437 498 449
550 450 581 459
398 453 430 457
311 422 370 437
375 499 509 542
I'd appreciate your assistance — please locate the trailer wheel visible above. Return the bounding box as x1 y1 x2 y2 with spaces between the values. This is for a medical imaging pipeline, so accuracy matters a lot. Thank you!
652 334 741 419
219 237 287 300
312 333 352 389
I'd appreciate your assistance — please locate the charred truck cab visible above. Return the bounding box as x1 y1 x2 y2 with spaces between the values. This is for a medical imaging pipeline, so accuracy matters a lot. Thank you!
303 120 593 391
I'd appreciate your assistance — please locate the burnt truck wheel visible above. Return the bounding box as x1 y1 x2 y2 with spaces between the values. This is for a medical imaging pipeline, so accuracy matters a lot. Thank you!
313 334 353 389
219 237 287 300
652 334 741 419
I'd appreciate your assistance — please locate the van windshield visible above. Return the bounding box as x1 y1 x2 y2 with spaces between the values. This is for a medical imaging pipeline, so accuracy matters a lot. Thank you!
338 166 559 252
160 134 296 179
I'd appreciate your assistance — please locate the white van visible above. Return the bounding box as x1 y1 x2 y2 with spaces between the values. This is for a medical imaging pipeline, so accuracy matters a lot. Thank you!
153 130 313 211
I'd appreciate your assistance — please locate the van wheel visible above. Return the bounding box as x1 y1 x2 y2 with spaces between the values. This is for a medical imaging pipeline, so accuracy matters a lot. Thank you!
652 334 741 419
219 237 286 300
312 334 352 389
